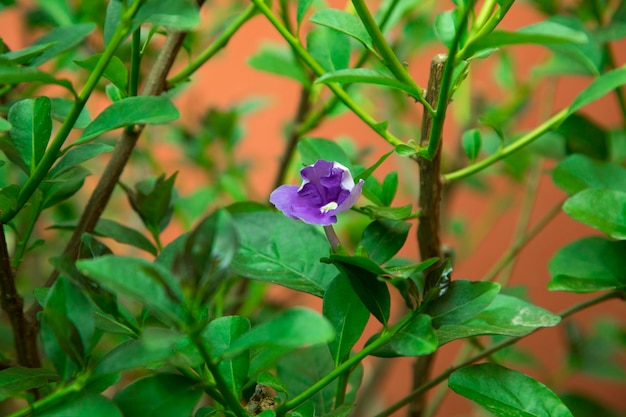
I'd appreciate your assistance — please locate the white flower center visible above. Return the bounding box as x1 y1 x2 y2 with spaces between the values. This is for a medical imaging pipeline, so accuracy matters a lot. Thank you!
320 201 338 213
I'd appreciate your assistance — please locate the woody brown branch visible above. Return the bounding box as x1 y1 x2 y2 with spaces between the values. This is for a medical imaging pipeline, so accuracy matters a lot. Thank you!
410 54 447 417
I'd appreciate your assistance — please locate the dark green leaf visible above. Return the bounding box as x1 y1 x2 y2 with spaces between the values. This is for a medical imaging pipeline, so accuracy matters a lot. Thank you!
549 237 626 292
204 316 250 394
277 345 336 415
323 273 369 363
95 328 189 375
94 218 158 255
103 0 123 45
125 172 178 234
560 392 622 417
231 212 338 297
0 42 56 65
114 374 202 417
298 137 352 168
424 280 500 327
50 143 114 177
248 44 308 84
297 0 314 27
462 129 482 161
31 23 96 66
559 113 608 160
381 171 398 205
32 393 123 417
361 205 413 221
257 372 288 393
437 294 561 345
74 54 128 92
370 314 437 357
323 255 390 325
315 68 422 98
0 367 59 401
41 165 90 209
8 96 52 171
307 27 351 72
50 98 92 129
76 96 180 145
0 66 74 93
226 308 335 355
359 219 411 263
354 150 393 182
553 154 626 195
76 255 186 327
563 188 626 239
135 0 201 30
309 9 376 54
449 364 573 417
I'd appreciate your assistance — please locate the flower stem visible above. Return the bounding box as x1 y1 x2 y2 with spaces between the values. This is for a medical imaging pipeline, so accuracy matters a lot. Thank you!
323 225 341 253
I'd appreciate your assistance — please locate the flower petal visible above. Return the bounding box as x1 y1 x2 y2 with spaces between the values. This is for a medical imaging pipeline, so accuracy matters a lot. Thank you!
335 179 364 213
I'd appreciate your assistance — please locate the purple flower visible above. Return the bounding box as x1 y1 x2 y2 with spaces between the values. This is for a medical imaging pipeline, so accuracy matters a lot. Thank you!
270 160 364 226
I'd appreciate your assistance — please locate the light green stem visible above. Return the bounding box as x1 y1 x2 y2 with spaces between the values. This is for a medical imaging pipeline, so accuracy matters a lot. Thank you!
276 312 415 416
7 374 89 417
248 0 405 148
350 0 430 111
168 4 258 86
443 108 568 182
0 2 143 224
425 2 473 160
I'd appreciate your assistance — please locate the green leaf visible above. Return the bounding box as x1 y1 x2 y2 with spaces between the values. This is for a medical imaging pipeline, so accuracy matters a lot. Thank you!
114 374 202 417
257 372 288 393
434 9 457 47
382 171 398 205
277 345 337 415
360 205 413 221
449 364 574 417
560 392 622 417
8 96 52 172
359 219 410 264
309 9 376 54
370 314 437 357
135 0 201 30
298 137 352 168
307 27 351 72
0 65 75 93
462 129 482 161
34 0 73 26
559 113 608 160
41 165 90 209
248 44 308 85
95 218 158 255
32 393 123 417
123 172 178 234
43 277 95 365
297 0 314 27
204 316 250 394
553 154 626 195
31 23 96 66
0 42 56 65
226 308 335 355
231 212 339 297
74 54 128 92
323 255 390 325
563 188 626 239
103 0 122 45
437 294 561 345
0 117 11 131
0 367 59 401
50 143 114 177
315 68 421 98
354 150 393 182
76 256 186 327
424 280 500 327
95 328 187 374
50 98 92 129
76 96 180 145
549 237 626 293
467 20 587 54
569 67 626 115
323 273 369 363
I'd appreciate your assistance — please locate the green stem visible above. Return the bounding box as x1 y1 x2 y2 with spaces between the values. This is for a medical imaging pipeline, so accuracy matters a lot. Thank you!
0 2 142 224
350 0 429 110
472 0 497 31
10 198 43 269
249 0 405 148
129 28 141 97
168 4 257 86
191 331 249 417
425 2 473 160
374 290 624 417
443 108 568 182
7 374 88 417
276 312 415 416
